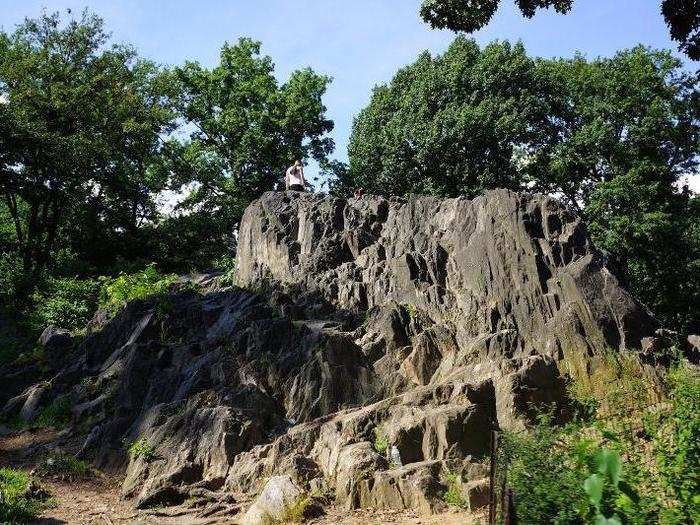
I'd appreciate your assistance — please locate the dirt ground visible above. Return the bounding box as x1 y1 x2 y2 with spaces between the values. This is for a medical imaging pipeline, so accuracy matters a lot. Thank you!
1 428 483 525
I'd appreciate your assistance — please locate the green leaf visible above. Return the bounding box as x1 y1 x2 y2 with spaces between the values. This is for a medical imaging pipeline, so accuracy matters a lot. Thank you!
584 473 604 508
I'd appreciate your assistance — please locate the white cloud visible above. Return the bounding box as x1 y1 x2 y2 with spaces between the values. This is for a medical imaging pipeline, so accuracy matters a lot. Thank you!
0 93 8 105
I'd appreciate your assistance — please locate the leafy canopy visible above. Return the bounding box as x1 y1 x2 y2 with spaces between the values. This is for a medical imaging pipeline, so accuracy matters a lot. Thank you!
419 0 700 61
161 38 334 234
0 10 176 289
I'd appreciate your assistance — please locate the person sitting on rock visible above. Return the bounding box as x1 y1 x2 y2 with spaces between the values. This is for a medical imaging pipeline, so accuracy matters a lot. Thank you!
285 160 307 192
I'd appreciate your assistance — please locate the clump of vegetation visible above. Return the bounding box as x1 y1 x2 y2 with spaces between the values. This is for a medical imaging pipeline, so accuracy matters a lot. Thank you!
500 361 700 524
654 365 700 523
373 428 389 455
281 494 317 523
99 264 178 316
126 439 157 462
442 472 468 509
0 468 44 523
37 454 91 480
31 277 101 332
216 255 238 287
35 395 72 429
565 350 661 419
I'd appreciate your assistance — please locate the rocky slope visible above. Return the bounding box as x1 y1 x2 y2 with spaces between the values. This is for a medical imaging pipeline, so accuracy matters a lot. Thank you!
3 189 665 522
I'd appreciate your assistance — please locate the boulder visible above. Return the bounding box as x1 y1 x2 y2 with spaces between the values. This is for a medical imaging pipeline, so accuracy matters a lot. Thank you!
240 475 304 525
357 461 448 514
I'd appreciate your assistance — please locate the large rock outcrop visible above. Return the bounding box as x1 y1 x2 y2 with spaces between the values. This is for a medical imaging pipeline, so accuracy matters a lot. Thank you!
3 189 660 522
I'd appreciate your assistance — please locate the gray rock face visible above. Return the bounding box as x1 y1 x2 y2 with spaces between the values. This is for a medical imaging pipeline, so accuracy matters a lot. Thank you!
238 190 658 426
239 190 655 356
3 190 660 518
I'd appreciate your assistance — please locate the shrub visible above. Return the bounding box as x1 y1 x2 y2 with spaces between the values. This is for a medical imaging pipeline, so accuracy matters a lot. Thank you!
99 263 178 316
500 416 587 524
442 472 468 509
0 305 36 367
0 468 41 523
216 255 237 286
31 277 101 332
373 428 389 455
126 439 157 462
0 252 26 303
655 364 700 523
281 494 314 523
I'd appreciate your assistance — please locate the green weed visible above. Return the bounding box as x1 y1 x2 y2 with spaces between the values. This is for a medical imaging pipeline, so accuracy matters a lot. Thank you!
125 438 157 462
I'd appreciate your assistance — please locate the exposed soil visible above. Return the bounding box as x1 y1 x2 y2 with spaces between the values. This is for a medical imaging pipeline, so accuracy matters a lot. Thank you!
0 429 482 525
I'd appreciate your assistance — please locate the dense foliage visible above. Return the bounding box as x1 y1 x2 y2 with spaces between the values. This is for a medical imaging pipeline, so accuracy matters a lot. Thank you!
0 11 334 349
341 38 699 333
0 468 42 522
0 11 177 294
501 361 700 524
155 37 334 263
419 0 700 61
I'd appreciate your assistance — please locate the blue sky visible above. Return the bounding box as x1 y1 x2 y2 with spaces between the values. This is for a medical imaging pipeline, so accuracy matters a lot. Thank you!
2 1 696 189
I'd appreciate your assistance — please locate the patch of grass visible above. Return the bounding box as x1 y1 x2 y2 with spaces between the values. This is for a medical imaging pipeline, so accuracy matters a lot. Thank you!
442 472 468 509
373 428 388 455
280 494 319 523
35 395 72 429
566 349 661 419
125 438 157 462
0 468 42 523
37 454 91 480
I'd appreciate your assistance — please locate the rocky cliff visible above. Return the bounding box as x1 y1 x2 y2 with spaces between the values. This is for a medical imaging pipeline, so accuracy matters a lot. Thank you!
3 189 662 522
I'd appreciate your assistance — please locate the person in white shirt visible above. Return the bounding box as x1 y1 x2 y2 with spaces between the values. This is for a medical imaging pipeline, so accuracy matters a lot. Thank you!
285 160 307 191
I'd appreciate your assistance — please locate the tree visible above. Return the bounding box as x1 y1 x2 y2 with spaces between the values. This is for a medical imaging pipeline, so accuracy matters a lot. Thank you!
344 38 546 197
0 11 176 291
341 39 700 332
162 38 334 250
420 0 700 61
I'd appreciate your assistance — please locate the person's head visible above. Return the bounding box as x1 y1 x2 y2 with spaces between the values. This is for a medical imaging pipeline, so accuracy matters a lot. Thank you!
294 160 302 167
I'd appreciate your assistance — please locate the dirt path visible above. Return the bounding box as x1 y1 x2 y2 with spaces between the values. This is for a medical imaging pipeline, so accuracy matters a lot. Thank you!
1 429 483 525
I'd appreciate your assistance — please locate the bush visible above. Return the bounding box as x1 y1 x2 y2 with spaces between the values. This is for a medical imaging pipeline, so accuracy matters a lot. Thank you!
99 263 178 316
31 277 101 332
126 438 157 462
655 364 700 523
216 255 237 286
373 428 389 455
0 468 41 523
0 252 26 303
442 472 468 509
500 416 587 524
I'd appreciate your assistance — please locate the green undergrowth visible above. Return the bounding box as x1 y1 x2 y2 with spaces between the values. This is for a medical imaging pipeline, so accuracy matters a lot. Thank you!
499 360 700 524
0 468 49 523
442 472 468 509
99 263 180 317
280 494 314 523
34 395 72 429
373 427 389 455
